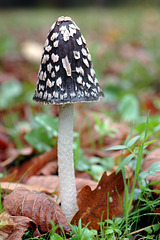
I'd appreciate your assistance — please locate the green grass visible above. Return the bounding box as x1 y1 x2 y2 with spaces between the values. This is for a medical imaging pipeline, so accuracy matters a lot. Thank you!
19 116 160 239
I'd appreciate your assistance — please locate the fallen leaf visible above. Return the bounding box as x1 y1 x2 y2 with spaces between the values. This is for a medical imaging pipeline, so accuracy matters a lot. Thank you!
0 182 57 195
4 188 71 233
0 147 33 167
0 170 18 183
75 170 92 180
26 175 97 193
0 212 17 240
0 212 38 240
0 131 9 149
140 93 160 115
9 147 57 183
26 175 60 191
37 161 58 175
71 171 124 230
75 178 98 192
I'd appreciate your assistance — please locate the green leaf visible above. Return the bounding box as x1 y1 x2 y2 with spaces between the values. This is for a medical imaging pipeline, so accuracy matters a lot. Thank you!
148 162 160 175
118 94 140 121
127 135 140 147
144 227 153 234
105 228 114 234
114 228 122 235
50 233 64 240
133 188 141 200
124 127 133 145
81 228 96 240
104 219 113 224
143 139 157 148
0 80 22 109
106 145 127 151
152 223 160 232
90 164 105 176
76 154 90 172
35 114 58 137
70 236 79 240
149 180 160 186
139 171 148 179
25 127 52 152
116 154 135 173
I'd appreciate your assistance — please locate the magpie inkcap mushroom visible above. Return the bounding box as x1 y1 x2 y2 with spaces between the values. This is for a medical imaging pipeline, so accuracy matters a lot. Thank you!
33 16 104 221
33 16 104 105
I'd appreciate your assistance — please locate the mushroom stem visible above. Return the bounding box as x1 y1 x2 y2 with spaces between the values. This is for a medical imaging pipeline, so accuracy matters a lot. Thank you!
58 103 78 221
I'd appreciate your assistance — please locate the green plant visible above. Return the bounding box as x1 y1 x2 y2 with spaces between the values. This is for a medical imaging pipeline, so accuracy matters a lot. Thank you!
0 187 4 214
118 93 140 121
98 217 129 240
93 114 118 147
69 219 97 240
25 114 58 152
106 114 160 238
0 80 22 110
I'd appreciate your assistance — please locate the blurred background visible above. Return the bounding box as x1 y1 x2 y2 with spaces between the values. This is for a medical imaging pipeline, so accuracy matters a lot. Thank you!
0 0 159 8
0 0 160 174
0 0 160 117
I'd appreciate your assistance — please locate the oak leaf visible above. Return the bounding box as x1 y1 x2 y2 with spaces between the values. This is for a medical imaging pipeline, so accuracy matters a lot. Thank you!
71 171 124 230
4 188 71 233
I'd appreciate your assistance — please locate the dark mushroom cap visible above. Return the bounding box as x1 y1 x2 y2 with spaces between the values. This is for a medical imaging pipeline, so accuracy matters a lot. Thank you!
33 16 104 105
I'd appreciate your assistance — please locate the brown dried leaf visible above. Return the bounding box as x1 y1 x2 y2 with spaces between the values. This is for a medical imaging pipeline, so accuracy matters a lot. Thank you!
0 170 18 183
37 161 58 175
26 175 97 193
0 212 17 239
26 175 60 191
71 171 124 230
4 188 71 233
0 131 9 149
76 178 97 192
10 147 57 183
0 182 56 195
0 212 37 240
0 147 33 167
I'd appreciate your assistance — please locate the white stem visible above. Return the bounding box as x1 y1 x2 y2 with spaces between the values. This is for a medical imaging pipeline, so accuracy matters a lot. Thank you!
58 104 78 221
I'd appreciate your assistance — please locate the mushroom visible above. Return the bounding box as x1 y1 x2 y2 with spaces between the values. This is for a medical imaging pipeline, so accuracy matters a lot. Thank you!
33 16 104 221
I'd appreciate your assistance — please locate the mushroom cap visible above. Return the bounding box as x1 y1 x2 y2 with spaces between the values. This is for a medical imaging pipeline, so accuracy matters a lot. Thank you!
33 16 104 105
